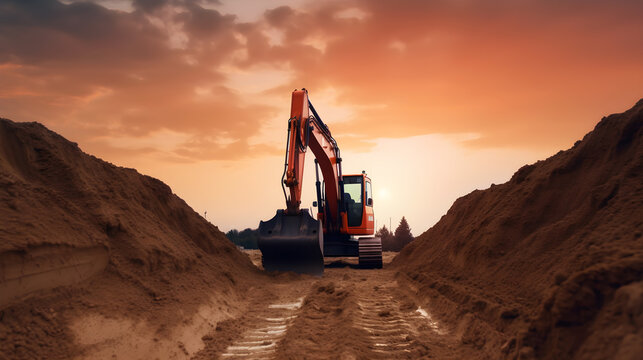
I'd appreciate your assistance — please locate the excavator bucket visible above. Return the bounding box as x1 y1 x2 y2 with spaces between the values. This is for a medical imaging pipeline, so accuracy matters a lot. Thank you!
258 210 324 275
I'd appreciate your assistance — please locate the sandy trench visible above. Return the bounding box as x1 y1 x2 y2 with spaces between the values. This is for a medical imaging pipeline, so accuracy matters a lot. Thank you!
190 251 467 360
2 102 641 360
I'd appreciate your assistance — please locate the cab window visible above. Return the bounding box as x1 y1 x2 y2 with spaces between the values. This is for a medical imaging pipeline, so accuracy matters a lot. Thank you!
365 181 372 207
343 176 363 227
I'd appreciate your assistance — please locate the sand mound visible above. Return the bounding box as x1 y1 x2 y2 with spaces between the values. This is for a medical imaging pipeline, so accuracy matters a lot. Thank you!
394 100 643 359
0 119 257 359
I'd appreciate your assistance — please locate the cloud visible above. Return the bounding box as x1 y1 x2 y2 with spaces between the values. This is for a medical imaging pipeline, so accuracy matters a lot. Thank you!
240 0 643 148
0 0 279 161
0 0 642 166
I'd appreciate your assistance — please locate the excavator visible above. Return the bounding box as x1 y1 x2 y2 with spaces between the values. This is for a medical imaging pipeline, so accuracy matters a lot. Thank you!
258 89 382 275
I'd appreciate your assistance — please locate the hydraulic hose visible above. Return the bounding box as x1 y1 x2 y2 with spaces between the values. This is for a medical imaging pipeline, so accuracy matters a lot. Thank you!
281 117 294 205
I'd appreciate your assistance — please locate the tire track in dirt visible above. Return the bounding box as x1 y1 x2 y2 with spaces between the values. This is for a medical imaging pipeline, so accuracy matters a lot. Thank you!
355 291 416 356
195 253 464 359
219 297 304 359
273 279 375 359
191 280 311 360
332 259 460 359
274 265 459 359
352 280 440 358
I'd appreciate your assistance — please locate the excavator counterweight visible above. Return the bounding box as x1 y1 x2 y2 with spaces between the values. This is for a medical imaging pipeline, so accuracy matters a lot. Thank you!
258 89 382 275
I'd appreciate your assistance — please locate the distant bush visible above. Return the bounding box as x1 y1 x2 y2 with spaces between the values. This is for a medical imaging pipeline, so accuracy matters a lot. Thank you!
226 228 259 249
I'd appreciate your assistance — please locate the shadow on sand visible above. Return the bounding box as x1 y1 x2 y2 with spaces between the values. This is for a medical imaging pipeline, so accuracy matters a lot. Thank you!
324 259 361 269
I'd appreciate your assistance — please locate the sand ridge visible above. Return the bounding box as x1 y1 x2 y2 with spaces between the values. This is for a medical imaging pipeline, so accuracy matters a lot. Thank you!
0 118 259 359
394 99 643 359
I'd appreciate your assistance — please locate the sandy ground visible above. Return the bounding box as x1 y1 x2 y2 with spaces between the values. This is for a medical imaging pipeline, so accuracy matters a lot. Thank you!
192 251 474 360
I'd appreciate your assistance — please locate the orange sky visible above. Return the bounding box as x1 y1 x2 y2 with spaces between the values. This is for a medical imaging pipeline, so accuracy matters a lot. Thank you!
1 0 642 233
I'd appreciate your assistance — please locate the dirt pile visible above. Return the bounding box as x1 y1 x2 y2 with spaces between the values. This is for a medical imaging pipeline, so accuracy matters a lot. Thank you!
394 100 643 359
0 119 258 359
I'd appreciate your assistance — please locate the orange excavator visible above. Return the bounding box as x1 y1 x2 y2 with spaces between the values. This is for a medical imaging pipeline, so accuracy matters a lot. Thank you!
258 89 382 275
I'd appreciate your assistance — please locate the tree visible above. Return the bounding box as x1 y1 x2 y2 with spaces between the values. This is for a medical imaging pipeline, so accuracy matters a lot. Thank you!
393 216 414 251
226 228 259 249
376 225 396 251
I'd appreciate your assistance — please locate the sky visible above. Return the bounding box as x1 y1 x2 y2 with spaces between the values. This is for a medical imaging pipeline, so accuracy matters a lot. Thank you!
1 0 642 234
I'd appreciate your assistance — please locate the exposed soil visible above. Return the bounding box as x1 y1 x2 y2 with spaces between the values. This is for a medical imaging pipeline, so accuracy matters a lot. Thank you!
0 118 259 359
394 99 643 359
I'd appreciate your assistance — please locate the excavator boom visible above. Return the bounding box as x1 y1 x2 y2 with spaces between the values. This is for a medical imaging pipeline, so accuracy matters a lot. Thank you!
282 90 342 230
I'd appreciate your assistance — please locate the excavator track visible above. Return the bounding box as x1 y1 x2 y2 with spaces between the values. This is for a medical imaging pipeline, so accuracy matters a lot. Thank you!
358 237 383 269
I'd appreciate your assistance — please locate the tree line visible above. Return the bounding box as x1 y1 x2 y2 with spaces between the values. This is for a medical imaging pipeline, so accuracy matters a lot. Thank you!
226 216 414 252
376 216 414 251
226 228 259 249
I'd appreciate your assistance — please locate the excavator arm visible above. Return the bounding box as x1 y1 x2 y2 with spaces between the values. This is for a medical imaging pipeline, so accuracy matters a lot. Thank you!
282 89 343 232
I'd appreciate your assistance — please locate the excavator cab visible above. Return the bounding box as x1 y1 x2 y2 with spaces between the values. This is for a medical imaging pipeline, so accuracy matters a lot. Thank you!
319 174 374 234
342 174 374 233
258 89 382 275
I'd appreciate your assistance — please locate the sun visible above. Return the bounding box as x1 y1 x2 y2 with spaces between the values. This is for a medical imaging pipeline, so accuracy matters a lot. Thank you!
376 186 390 201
